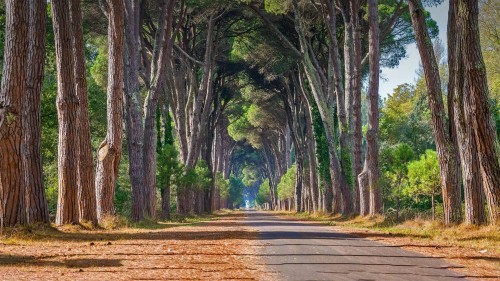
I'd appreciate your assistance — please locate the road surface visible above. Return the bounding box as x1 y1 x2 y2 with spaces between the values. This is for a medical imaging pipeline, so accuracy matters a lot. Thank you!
247 211 466 281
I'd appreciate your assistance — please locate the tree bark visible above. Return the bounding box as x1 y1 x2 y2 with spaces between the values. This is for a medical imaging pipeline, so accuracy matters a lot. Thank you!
457 0 500 225
96 0 125 221
70 0 98 225
408 0 462 224
124 0 145 222
0 0 29 227
293 0 352 214
351 0 363 214
23 0 49 224
448 1 486 225
363 0 382 216
143 0 176 218
52 0 80 225
161 178 171 220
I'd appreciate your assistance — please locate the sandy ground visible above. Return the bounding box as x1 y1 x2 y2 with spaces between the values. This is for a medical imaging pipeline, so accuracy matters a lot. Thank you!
0 212 272 281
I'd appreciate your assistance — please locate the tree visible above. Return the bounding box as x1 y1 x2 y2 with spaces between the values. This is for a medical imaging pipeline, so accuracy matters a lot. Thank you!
457 0 500 225
70 0 97 225
256 179 271 209
408 0 462 224
359 0 382 216
157 144 182 220
448 0 486 225
479 0 500 101
277 165 296 211
382 143 414 220
123 0 145 222
143 0 179 217
458 1 500 224
406 150 441 220
23 0 50 224
95 0 125 221
0 0 29 227
380 83 434 156
52 0 80 225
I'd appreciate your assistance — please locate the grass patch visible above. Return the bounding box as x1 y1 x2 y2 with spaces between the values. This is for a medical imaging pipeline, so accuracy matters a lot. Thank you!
0 211 228 243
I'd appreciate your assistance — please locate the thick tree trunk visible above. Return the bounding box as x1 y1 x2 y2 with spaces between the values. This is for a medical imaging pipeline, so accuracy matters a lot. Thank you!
457 0 500 225
0 0 29 227
52 0 80 225
362 0 382 216
351 0 363 214
23 0 49 224
448 1 486 225
124 0 145 222
96 0 125 221
408 0 462 224
69 0 97 225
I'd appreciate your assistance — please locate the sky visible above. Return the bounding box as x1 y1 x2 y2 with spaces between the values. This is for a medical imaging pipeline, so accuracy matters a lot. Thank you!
379 2 450 98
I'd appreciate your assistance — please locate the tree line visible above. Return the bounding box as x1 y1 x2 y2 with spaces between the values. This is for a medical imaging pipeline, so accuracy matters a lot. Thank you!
0 0 498 229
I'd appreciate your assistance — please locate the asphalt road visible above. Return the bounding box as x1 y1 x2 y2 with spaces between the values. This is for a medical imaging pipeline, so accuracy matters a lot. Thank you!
246 211 466 281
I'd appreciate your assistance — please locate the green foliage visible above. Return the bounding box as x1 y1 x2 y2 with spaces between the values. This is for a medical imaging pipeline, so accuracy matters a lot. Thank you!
157 144 183 192
242 165 259 187
264 0 290 15
380 83 434 156
311 100 331 189
256 179 271 205
376 0 439 68
229 176 245 208
277 165 296 200
177 161 212 193
89 37 108 90
381 143 415 209
405 150 440 200
215 172 230 200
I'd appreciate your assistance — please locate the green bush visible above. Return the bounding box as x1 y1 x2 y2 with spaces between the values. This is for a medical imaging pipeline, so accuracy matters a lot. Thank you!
277 165 296 201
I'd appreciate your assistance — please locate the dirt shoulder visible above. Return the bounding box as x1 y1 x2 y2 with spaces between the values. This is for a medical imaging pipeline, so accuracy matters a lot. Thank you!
274 211 500 281
0 212 269 281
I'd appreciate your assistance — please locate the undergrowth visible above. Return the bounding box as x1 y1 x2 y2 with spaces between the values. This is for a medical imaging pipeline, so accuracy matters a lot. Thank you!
0 210 229 243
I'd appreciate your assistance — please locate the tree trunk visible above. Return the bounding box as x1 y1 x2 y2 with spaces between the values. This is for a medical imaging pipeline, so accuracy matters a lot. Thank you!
358 166 370 216
457 0 500 225
408 0 462 224
365 0 382 216
448 1 486 225
293 0 352 214
23 0 49 224
124 0 145 222
143 0 176 218
96 0 125 221
431 193 435 221
52 0 80 225
161 178 171 220
0 0 29 227
295 159 303 212
69 0 97 226
351 0 363 214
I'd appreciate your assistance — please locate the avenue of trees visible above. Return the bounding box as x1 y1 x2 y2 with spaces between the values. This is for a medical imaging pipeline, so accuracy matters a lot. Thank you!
0 0 498 229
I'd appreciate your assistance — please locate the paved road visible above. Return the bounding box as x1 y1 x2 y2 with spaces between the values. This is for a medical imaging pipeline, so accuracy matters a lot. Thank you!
246 211 466 281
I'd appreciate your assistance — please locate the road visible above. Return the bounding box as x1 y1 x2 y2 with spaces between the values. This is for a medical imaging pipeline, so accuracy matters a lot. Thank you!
247 211 466 281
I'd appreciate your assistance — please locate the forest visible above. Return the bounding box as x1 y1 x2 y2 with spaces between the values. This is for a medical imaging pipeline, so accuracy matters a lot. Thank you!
0 0 499 231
